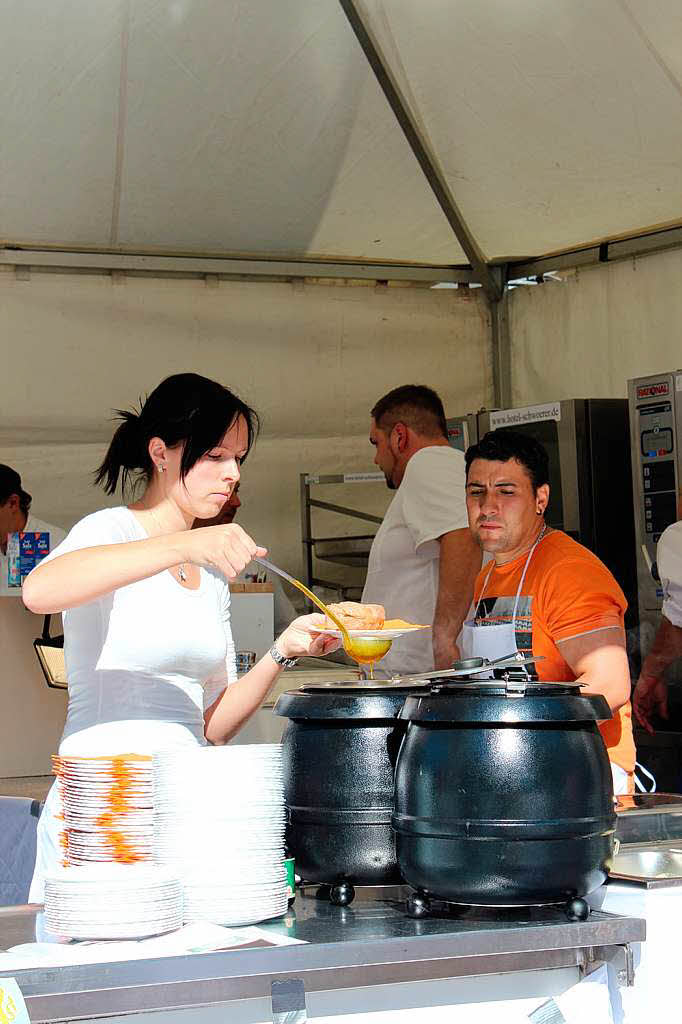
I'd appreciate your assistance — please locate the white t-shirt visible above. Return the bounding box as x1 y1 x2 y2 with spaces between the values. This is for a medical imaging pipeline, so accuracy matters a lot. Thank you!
362 445 468 676
29 506 237 901
658 521 682 627
0 514 66 596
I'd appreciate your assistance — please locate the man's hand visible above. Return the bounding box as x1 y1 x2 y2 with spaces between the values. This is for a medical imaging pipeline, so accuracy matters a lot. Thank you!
632 615 682 733
433 528 482 669
633 673 669 734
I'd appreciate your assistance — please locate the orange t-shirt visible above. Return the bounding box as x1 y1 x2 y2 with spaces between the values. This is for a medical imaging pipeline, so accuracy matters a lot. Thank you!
472 530 635 774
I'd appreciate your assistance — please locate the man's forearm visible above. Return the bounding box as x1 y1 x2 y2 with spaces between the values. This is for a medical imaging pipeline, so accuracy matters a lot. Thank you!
577 668 630 712
558 630 630 712
433 598 470 668
640 616 682 681
432 529 482 669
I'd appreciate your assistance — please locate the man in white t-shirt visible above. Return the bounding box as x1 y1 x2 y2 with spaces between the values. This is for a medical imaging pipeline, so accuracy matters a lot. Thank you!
361 386 482 677
0 464 66 595
633 519 682 732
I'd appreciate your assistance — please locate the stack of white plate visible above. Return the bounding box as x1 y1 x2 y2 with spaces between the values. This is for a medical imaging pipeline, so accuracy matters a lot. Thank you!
44 863 183 939
54 754 153 866
153 745 288 926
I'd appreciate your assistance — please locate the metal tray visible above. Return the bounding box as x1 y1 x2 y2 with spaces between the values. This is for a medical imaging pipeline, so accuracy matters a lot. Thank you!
615 794 682 846
610 845 682 887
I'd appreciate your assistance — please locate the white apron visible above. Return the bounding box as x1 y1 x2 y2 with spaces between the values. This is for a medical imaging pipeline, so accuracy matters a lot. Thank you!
460 527 630 795
460 527 545 676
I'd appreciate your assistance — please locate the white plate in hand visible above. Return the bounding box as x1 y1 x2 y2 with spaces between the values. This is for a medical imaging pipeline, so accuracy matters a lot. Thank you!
314 626 430 640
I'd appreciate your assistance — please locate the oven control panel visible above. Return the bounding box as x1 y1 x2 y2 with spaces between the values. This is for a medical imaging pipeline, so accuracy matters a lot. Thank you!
629 373 682 617
639 399 677 547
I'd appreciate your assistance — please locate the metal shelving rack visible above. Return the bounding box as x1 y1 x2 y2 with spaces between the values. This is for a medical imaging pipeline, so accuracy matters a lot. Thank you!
300 472 385 597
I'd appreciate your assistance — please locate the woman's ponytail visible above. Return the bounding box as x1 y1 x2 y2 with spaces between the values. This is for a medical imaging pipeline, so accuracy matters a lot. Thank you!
94 373 260 498
94 410 148 495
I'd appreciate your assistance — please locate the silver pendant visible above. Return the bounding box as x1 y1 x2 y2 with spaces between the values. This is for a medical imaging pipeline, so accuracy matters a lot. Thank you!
178 564 188 582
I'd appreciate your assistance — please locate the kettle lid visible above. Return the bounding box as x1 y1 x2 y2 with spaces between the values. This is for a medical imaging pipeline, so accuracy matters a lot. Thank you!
274 681 424 721
399 679 611 724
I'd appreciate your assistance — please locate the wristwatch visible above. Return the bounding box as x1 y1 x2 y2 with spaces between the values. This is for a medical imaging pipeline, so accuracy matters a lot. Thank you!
269 643 298 669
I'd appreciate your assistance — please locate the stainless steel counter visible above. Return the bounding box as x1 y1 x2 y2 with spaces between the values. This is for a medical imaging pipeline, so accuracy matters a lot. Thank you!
615 793 682 846
0 891 644 1022
609 796 682 886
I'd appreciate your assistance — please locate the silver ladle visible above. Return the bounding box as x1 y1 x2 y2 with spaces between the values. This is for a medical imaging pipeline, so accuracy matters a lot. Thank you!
395 650 544 684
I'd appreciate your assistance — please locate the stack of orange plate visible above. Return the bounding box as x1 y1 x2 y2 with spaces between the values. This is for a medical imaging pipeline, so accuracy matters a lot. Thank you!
53 754 153 866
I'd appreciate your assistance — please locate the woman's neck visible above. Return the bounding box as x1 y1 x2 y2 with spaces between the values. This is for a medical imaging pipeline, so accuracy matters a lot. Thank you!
130 488 192 533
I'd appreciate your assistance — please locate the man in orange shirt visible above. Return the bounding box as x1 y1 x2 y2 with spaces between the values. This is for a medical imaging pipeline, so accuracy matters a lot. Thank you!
462 429 635 794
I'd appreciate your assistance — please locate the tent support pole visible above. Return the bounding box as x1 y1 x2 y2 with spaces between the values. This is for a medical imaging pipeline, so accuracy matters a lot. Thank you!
491 290 512 410
338 0 501 305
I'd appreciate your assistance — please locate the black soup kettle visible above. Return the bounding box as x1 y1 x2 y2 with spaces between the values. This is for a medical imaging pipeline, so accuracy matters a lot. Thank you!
392 671 616 920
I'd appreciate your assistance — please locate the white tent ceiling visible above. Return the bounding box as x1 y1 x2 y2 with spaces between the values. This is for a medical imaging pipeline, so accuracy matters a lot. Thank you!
1 0 680 268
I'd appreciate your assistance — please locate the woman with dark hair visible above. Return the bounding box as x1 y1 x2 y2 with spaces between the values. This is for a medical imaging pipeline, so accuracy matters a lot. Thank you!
24 373 339 900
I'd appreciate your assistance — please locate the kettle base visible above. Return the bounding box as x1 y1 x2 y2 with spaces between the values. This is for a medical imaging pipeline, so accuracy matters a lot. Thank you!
330 881 356 907
405 891 431 919
564 897 590 922
313 881 357 906
404 889 591 923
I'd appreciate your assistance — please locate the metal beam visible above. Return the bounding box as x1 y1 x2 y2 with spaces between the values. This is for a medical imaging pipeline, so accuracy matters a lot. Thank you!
0 247 475 284
506 225 682 281
308 499 383 525
490 292 512 409
609 225 682 261
338 0 501 303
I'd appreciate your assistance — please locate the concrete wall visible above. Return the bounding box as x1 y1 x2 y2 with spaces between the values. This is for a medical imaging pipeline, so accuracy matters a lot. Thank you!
508 247 682 404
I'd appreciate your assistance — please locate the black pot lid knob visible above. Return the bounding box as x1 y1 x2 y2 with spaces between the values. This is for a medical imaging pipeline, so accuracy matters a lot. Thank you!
451 657 485 671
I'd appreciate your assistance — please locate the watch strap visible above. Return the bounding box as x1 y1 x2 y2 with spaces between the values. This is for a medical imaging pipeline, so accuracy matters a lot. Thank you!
269 643 298 669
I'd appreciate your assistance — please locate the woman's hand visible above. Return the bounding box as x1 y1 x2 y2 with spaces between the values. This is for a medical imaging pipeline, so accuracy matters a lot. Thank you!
182 524 267 580
205 615 341 744
633 672 669 734
276 614 342 659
